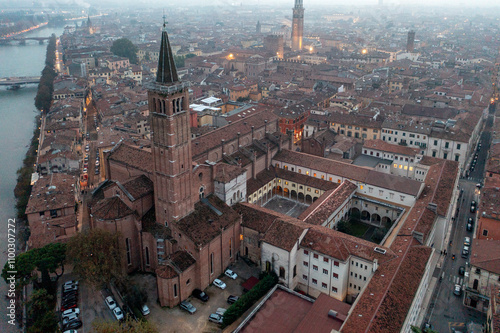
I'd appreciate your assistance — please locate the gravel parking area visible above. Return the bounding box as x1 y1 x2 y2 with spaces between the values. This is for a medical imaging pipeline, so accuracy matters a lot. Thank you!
58 274 114 333
133 261 260 333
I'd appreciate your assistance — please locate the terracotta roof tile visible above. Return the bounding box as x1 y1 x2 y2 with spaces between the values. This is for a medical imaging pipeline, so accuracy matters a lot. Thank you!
363 139 420 156
263 219 308 251
299 181 357 225
92 196 134 220
174 195 240 247
470 239 500 275
273 150 422 196
107 142 152 173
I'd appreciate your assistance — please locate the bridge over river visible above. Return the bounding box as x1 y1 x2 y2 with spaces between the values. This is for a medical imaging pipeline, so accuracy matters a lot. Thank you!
0 76 40 89
0 36 51 45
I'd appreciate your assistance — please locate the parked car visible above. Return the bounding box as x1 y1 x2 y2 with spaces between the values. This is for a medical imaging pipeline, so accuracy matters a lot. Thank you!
192 288 209 302
453 284 462 296
227 295 239 304
470 201 477 213
85 145 89 152
62 295 78 304
213 279 226 289
63 330 78 333
461 246 469 258
105 296 117 310
83 167 88 174
63 320 82 330
62 313 79 325
113 307 124 321
62 290 78 298
467 223 473 232
209 313 223 324
63 284 78 292
216 308 227 316
140 304 150 316
61 297 77 306
62 308 80 318
225 269 238 280
180 301 196 314
464 237 471 246
459 266 465 276
61 302 78 311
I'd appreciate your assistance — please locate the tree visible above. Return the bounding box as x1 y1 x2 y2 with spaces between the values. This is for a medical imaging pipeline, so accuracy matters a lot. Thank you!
2 243 66 291
336 220 352 235
26 288 58 333
66 229 124 287
110 38 138 64
92 316 158 333
122 283 148 311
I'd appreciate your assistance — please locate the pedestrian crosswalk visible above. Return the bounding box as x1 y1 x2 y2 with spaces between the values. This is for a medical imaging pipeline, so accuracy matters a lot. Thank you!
449 275 463 285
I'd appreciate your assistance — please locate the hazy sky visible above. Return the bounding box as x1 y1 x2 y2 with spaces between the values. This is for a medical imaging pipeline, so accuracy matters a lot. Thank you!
1 0 500 8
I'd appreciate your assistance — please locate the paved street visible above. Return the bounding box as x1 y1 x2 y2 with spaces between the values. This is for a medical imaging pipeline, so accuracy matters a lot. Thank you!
424 122 492 333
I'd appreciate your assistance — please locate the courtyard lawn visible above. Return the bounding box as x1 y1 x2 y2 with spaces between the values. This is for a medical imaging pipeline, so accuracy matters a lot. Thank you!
349 221 370 238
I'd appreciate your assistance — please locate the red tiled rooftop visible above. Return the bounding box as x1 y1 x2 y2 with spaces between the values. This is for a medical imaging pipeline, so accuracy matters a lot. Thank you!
273 150 422 196
363 139 420 156
294 293 351 333
299 180 357 225
239 288 313 333
341 151 459 333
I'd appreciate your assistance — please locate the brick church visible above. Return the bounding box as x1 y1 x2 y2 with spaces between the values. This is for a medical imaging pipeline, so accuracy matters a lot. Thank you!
90 22 289 307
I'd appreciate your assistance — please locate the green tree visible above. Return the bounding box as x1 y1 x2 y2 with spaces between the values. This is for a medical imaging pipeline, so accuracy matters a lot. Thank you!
92 316 158 333
26 288 58 333
1 243 66 291
336 220 352 235
110 38 138 64
122 283 148 312
66 229 124 287
173 55 185 68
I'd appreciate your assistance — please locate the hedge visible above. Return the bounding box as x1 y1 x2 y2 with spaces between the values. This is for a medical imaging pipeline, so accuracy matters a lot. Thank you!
222 272 278 327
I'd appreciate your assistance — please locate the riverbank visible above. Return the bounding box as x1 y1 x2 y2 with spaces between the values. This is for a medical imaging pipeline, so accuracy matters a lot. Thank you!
14 34 56 248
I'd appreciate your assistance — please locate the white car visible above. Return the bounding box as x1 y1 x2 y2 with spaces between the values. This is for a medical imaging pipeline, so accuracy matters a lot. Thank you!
113 307 124 321
62 308 80 318
141 304 150 316
464 236 471 246
213 278 226 290
209 313 223 324
64 281 79 287
105 296 117 310
216 308 227 316
225 269 237 280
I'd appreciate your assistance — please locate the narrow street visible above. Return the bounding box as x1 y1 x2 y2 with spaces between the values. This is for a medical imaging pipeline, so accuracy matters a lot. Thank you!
424 121 492 333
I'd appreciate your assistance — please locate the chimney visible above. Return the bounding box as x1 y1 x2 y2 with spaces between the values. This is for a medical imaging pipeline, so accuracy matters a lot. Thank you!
251 125 255 141
221 139 225 155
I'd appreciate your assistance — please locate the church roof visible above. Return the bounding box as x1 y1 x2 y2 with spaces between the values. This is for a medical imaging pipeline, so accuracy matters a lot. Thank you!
156 23 179 85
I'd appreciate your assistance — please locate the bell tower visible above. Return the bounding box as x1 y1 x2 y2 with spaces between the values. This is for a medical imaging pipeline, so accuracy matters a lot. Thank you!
291 0 304 52
147 19 193 225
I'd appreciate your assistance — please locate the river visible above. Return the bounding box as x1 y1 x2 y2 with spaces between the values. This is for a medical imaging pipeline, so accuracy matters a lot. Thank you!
0 25 64 332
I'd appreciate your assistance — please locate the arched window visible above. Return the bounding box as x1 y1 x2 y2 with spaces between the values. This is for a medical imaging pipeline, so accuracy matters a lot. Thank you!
145 247 150 266
199 172 203 181
279 266 285 279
